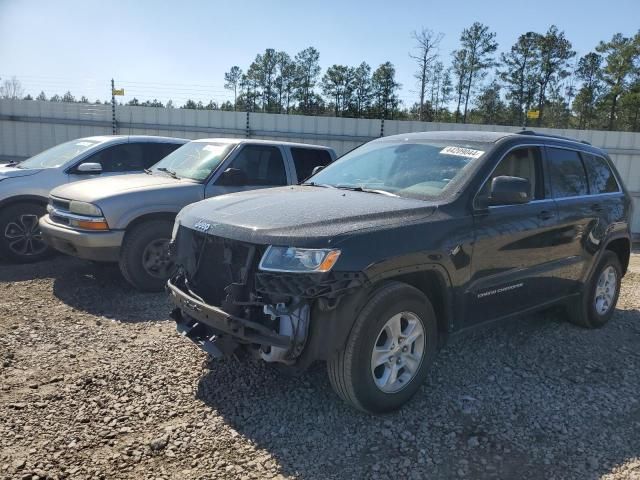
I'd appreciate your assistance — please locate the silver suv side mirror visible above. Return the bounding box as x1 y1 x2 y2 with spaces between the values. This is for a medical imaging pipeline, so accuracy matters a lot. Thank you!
76 162 103 173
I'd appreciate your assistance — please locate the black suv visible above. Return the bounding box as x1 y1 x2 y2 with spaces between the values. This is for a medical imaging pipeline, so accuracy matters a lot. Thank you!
167 131 632 413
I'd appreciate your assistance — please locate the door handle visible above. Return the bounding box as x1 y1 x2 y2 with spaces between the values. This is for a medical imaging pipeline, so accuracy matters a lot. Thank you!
537 210 554 221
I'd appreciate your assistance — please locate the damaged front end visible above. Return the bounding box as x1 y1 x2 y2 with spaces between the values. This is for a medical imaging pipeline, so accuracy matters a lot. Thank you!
167 225 364 367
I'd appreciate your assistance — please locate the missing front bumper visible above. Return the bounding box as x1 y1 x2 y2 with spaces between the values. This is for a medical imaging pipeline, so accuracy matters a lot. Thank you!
167 279 292 351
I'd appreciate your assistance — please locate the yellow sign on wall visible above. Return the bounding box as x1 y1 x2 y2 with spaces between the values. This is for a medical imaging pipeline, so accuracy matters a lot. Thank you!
112 88 125 96
527 110 540 119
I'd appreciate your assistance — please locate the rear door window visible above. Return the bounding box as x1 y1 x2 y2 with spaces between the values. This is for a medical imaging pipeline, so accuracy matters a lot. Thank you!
582 153 620 194
547 148 589 198
225 145 287 186
291 148 333 181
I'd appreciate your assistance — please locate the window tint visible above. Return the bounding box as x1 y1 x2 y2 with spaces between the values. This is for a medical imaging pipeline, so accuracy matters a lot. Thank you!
582 153 620 194
547 148 589 198
480 147 542 203
85 143 146 172
143 143 183 168
226 145 287 186
291 148 333 181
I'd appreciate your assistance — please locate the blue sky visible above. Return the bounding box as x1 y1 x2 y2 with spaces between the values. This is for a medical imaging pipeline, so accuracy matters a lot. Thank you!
1 0 638 106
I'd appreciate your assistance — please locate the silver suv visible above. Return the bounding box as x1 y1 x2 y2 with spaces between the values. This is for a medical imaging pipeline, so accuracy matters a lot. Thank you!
40 138 336 291
0 135 187 262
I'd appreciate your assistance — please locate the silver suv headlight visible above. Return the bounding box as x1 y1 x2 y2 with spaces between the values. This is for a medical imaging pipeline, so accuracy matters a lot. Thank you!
259 246 341 273
69 200 103 217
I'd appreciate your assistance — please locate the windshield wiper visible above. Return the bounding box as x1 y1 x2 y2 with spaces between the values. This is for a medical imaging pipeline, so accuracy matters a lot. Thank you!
144 168 153 175
156 167 179 179
335 185 398 197
301 182 335 188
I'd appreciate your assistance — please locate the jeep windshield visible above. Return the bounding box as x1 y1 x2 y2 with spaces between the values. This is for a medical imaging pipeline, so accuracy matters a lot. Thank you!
17 139 102 169
307 140 490 200
150 141 235 181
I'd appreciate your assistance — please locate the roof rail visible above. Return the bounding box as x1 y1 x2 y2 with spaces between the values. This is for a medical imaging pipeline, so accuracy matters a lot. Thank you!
517 129 591 145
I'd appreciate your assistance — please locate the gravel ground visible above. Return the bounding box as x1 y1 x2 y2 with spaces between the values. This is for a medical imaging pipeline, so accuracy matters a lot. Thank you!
1 252 639 480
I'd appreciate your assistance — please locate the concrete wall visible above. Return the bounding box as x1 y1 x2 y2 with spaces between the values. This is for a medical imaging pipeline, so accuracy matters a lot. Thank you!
1 98 639 235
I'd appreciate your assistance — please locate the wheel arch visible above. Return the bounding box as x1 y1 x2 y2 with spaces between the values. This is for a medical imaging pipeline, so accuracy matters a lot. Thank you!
302 263 454 369
124 212 177 235
605 236 631 275
0 195 49 210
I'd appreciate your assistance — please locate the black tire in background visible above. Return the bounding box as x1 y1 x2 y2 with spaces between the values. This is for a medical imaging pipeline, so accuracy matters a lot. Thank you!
567 250 622 329
0 202 52 263
327 282 438 414
119 220 175 292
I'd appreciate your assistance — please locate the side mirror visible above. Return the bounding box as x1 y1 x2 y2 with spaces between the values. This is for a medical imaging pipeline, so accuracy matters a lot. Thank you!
488 176 531 206
311 165 325 176
217 167 248 187
76 162 103 174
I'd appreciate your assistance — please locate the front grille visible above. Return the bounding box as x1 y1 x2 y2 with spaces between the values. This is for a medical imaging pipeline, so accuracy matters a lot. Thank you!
172 226 260 307
50 197 70 211
48 196 72 226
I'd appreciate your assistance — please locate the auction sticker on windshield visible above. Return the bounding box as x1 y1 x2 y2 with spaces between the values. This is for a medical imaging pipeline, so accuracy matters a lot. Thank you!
440 146 485 159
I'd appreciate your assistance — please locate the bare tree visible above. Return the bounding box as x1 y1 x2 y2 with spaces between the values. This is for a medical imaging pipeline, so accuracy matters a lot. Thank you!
0 76 24 99
410 28 443 121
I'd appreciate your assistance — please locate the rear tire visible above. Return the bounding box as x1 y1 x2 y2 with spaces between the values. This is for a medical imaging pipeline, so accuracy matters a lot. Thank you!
0 203 52 263
567 251 622 328
119 220 174 292
327 282 438 414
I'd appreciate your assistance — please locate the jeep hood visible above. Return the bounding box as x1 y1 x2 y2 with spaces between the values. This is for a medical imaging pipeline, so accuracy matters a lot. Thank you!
50 173 201 202
0 165 43 180
178 185 437 246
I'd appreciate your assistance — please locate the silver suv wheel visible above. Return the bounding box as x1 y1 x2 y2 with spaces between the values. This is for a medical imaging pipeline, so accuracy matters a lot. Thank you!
370 311 426 393
594 265 617 315
4 213 48 257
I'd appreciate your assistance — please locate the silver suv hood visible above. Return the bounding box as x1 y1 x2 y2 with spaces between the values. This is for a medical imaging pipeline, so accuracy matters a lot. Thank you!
0 166 43 180
51 173 199 202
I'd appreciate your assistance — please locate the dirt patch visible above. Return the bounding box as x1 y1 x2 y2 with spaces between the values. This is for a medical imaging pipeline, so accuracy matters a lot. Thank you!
1 255 640 479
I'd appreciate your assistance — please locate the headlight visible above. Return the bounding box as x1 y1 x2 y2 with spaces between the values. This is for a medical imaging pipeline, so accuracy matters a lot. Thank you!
69 200 103 217
259 246 341 273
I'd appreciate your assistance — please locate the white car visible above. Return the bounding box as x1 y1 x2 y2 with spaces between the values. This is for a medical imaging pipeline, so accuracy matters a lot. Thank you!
0 135 187 262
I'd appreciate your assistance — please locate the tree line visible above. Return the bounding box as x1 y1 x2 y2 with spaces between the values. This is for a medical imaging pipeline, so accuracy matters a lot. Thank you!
2 24 639 131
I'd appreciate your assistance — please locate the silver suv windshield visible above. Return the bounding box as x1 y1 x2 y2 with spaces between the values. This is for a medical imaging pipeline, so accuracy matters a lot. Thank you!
307 140 490 200
18 139 102 169
151 141 235 181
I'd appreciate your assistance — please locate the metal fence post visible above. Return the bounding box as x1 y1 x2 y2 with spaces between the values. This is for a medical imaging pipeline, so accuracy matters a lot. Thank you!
380 118 385 137
245 111 250 138
111 78 117 134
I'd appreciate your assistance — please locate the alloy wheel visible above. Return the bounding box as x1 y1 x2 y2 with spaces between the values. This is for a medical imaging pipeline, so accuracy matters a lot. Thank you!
594 265 617 315
4 214 48 257
370 311 426 393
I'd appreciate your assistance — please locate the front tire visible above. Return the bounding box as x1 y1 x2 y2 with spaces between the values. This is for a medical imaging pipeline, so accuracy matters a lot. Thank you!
327 282 438 414
119 220 174 292
567 251 622 328
0 203 52 263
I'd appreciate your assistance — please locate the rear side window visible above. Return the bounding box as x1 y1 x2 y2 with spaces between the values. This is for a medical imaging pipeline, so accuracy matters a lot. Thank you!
227 145 287 186
291 148 333 181
582 153 620 194
547 148 589 198
143 143 183 168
